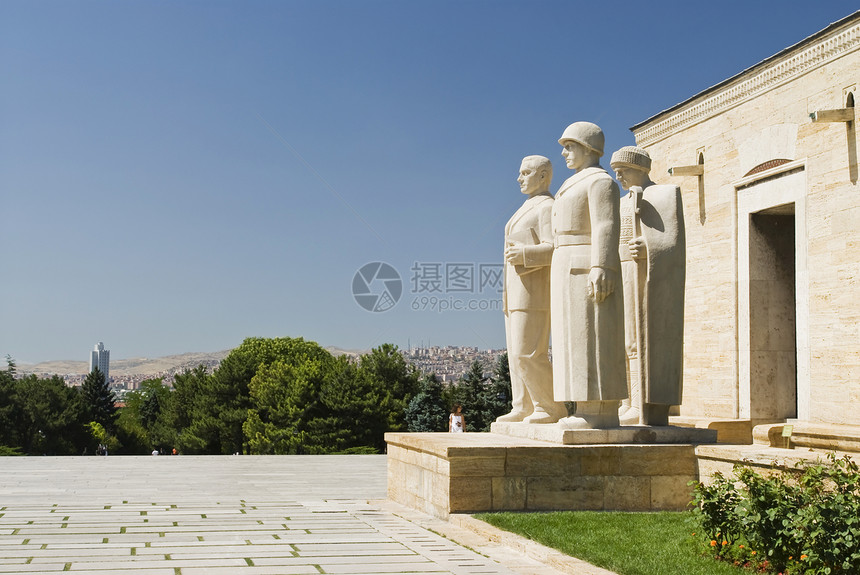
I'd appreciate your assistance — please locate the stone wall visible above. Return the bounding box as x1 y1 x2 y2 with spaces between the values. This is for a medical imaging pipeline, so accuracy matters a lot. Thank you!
387 432 699 518
634 15 860 426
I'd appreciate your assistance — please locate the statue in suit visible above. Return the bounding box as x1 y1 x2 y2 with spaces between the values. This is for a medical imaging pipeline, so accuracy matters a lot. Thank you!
497 155 567 424
610 146 686 426
551 122 627 429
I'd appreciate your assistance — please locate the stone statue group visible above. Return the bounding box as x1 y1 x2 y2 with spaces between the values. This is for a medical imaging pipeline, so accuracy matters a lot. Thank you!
500 122 685 429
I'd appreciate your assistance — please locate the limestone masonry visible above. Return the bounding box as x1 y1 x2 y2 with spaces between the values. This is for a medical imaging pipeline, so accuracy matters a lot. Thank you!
632 11 860 428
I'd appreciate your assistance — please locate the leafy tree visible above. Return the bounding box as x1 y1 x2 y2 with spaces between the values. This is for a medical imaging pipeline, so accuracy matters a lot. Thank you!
81 367 117 431
204 337 335 454
116 378 173 454
244 354 336 454
405 373 449 432
244 341 420 454
0 359 88 455
114 408 149 455
85 421 119 454
4 375 88 455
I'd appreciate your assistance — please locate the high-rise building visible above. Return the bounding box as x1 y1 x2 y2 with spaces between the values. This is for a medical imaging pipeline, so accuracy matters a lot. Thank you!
90 342 110 384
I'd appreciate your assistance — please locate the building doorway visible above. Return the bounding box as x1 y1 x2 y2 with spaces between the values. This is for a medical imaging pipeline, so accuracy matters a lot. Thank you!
735 162 808 422
748 206 797 420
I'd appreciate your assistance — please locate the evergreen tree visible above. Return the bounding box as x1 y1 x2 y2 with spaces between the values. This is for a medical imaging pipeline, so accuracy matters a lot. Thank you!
404 373 448 432
81 367 117 431
0 359 16 449
450 360 490 431
316 357 391 452
446 357 513 432
358 344 420 431
482 352 513 424
167 365 216 454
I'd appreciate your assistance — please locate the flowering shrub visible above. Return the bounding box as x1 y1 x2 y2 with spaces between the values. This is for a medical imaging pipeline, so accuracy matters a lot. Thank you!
691 453 860 574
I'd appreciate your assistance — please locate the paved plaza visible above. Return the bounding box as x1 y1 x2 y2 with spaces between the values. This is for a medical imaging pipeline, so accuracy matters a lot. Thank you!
0 455 612 575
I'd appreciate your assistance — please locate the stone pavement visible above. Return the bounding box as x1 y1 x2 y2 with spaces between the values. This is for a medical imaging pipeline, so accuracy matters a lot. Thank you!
0 455 615 575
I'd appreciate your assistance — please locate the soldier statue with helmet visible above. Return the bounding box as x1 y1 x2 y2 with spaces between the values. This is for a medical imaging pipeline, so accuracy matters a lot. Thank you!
550 122 628 429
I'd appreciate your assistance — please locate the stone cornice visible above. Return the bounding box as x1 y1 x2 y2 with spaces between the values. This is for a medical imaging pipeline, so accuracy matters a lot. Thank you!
633 16 860 147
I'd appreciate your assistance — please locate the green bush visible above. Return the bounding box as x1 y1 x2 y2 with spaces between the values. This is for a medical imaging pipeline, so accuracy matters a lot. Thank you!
691 453 860 574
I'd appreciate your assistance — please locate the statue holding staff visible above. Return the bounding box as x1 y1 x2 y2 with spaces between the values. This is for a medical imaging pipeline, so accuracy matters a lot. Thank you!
610 146 686 426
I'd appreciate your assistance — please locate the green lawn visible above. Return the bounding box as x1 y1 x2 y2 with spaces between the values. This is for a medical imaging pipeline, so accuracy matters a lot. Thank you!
474 511 749 575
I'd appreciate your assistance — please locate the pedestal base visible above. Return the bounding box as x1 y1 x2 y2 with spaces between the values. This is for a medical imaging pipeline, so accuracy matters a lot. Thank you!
386 430 716 519
490 421 717 444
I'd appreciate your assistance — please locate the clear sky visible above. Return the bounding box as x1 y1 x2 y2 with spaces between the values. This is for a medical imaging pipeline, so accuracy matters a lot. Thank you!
2 1 857 363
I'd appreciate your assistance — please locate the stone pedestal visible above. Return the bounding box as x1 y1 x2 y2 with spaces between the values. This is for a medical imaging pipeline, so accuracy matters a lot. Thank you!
490 421 717 445
386 428 717 519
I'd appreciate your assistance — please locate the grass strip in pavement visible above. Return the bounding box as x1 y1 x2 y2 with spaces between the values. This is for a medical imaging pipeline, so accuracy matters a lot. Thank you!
474 511 748 575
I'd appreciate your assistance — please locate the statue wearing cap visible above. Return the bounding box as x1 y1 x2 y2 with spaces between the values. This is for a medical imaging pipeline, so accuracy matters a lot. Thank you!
497 155 567 425
551 122 628 429
610 146 686 426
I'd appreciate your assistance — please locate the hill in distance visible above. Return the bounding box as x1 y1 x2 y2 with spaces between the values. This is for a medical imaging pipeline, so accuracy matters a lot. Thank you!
17 346 364 377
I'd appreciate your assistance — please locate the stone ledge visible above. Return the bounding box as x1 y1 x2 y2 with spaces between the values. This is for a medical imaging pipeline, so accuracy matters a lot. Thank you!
695 443 860 482
670 416 755 444
385 431 550 458
490 421 717 445
752 422 860 453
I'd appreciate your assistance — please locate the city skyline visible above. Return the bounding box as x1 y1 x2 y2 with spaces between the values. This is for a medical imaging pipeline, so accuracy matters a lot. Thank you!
18 344 505 399
2 1 857 364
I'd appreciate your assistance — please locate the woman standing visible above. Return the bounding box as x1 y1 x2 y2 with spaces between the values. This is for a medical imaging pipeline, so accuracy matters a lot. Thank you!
449 404 466 433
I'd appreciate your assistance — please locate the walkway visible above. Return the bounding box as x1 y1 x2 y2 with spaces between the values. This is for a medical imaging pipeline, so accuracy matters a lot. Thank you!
0 455 613 575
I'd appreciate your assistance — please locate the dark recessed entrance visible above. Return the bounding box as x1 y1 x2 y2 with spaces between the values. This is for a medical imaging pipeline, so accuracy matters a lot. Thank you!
748 204 797 420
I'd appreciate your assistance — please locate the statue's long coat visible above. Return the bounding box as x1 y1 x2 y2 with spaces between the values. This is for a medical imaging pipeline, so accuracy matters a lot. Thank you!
621 184 686 405
550 166 627 402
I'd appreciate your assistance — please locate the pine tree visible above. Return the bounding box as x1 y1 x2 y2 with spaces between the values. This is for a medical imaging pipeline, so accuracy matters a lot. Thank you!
483 352 513 422
404 373 448 432
81 367 117 431
449 360 489 431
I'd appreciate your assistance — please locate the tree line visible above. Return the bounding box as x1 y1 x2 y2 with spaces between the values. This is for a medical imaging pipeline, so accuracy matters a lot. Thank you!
0 337 512 456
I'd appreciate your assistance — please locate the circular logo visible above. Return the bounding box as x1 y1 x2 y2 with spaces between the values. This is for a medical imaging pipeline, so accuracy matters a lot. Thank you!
352 262 402 312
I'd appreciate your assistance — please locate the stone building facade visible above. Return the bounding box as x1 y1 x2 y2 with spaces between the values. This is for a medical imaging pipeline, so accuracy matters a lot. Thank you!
631 12 859 428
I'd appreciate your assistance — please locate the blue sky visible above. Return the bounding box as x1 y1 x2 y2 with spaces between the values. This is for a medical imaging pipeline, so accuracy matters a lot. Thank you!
2 1 856 363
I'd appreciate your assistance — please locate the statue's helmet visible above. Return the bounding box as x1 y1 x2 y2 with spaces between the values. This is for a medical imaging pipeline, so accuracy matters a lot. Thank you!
558 122 605 158
610 146 652 173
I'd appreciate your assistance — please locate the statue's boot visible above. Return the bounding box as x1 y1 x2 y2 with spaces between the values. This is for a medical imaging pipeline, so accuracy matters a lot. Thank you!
496 409 532 423
619 360 642 425
558 401 621 429
522 388 568 424
497 377 532 423
523 407 564 424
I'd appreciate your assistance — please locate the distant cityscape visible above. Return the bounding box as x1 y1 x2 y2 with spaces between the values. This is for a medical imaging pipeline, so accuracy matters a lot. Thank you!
403 346 506 383
18 343 508 396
